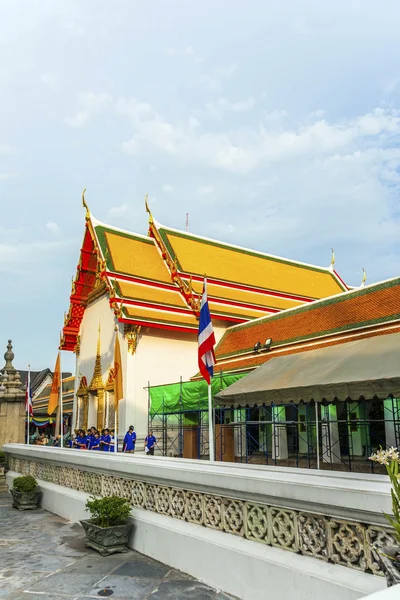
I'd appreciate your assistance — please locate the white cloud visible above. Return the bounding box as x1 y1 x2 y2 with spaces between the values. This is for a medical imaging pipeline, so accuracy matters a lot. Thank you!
166 45 195 57
202 96 256 119
62 20 86 37
230 97 256 112
216 64 237 79
46 221 61 235
66 92 112 128
108 203 131 217
40 72 57 88
198 74 223 92
0 143 15 155
198 185 214 196
118 99 400 175
162 184 174 193
0 173 16 180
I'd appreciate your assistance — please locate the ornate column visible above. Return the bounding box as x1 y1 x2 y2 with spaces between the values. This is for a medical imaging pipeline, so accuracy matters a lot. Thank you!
0 340 27 445
75 375 89 432
89 325 105 432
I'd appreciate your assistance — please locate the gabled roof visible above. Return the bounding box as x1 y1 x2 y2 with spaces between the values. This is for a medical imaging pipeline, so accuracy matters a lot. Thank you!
212 276 400 374
154 221 347 301
60 195 348 351
33 375 75 415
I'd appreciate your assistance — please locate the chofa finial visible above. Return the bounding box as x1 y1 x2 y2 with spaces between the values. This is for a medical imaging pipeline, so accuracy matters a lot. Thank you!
144 194 153 225
328 248 335 272
82 188 90 220
361 267 367 287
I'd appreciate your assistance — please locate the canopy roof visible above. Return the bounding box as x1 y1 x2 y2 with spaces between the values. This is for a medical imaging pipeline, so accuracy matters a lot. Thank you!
216 331 400 406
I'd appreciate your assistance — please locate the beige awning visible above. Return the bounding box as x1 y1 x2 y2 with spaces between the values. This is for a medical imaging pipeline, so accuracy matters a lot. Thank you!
215 332 400 406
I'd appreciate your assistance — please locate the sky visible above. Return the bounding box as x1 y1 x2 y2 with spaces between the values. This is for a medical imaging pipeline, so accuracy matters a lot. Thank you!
1 0 400 373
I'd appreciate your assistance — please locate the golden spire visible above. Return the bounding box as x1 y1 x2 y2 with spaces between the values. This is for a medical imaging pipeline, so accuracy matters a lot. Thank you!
90 321 104 390
82 188 90 220
331 248 335 267
361 267 367 287
145 194 153 225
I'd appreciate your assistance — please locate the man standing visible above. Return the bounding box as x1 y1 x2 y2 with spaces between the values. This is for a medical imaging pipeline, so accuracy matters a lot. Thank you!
123 426 136 453
144 430 156 456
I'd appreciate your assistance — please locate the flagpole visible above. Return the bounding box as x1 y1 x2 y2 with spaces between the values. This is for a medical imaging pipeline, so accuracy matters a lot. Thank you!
27 365 31 445
114 325 119 453
208 383 215 461
114 409 118 453
60 353 64 448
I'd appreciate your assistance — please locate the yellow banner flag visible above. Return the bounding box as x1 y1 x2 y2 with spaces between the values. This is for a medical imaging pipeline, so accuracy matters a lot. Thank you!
48 353 61 415
114 334 123 402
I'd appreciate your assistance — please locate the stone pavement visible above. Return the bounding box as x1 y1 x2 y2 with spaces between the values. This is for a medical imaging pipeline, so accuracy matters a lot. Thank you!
0 478 236 600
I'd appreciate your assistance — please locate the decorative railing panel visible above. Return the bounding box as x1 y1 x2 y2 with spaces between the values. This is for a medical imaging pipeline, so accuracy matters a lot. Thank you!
7 455 397 577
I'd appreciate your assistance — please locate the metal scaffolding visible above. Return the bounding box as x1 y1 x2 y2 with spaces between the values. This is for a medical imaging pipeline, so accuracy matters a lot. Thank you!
147 377 400 473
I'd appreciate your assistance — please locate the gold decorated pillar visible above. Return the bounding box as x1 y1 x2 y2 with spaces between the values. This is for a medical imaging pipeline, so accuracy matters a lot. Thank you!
89 323 105 432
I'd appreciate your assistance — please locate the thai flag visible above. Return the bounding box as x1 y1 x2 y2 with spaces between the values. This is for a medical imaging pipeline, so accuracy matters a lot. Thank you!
198 278 216 385
25 373 33 416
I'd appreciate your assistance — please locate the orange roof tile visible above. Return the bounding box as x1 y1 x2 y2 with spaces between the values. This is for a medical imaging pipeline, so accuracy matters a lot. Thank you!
215 277 400 361
213 326 400 375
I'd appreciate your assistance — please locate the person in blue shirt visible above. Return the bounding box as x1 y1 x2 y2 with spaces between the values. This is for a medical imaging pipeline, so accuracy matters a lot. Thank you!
123 426 136 453
86 426 96 449
74 430 87 450
110 429 116 453
101 429 111 452
90 432 101 451
144 430 156 456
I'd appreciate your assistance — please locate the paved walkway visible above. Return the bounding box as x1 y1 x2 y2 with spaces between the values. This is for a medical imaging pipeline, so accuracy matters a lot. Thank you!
0 478 236 600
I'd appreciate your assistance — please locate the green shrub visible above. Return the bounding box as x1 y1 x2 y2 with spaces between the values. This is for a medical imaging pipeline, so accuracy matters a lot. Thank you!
85 495 131 528
0 450 5 463
13 475 38 493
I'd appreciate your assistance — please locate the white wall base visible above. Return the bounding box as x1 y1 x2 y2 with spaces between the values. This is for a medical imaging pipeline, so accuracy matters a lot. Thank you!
6 472 385 600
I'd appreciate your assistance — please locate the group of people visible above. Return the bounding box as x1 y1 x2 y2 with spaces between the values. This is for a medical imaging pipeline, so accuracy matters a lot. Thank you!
31 426 157 455
66 425 157 455
69 427 115 451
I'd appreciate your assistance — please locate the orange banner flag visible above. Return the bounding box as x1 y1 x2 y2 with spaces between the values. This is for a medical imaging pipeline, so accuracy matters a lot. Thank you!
114 334 123 402
48 353 61 415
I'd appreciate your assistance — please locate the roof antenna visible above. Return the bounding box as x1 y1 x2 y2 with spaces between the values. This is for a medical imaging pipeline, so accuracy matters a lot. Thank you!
186 213 189 232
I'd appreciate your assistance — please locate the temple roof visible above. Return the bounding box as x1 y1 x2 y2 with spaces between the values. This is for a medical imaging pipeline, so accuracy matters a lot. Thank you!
211 276 400 375
154 221 347 301
33 375 75 415
60 195 348 351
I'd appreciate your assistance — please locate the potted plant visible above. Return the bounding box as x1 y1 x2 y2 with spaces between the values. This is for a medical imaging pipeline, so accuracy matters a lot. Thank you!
10 475 42 511
80 495 133 556
369 447 400 586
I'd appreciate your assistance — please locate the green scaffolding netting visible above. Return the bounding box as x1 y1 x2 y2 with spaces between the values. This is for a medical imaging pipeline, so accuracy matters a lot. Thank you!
149 374 245 416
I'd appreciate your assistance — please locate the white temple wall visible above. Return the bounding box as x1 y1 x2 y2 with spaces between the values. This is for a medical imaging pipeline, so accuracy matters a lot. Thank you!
75 298 229 441
124 328 198 441
122 323 227 441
